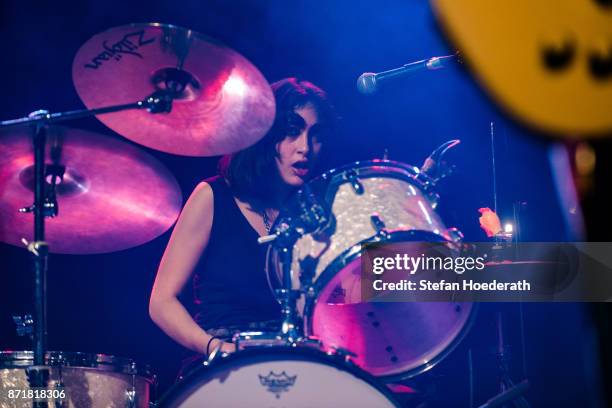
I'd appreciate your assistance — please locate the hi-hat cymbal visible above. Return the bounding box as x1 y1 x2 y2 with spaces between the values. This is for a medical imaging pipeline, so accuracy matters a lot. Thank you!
72 23 275 157
0 126 182 254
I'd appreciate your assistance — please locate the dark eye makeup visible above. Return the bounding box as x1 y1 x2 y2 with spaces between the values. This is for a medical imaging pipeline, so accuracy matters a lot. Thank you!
284 112 306 136
308 124 329 142
282 111 329 142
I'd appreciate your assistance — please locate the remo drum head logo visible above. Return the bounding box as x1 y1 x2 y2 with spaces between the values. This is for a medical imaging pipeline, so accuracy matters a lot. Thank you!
258 371 298 398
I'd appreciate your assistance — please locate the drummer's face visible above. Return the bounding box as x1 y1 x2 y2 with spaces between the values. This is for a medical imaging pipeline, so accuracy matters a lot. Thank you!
275 103 323 187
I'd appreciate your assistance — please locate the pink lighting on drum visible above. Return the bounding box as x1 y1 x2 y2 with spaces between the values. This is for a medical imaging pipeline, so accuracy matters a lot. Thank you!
417 200 434 225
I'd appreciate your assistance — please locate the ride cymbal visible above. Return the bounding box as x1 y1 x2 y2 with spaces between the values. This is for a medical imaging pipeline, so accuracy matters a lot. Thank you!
0 126 182 254
72 23 275 157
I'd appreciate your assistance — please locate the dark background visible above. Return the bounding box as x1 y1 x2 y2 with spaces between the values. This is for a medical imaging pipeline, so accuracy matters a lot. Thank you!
0 1 609 406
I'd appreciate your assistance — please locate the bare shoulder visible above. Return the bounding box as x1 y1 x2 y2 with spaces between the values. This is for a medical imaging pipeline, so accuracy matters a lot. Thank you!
190 181 213 201
190 181 214 205
177 181 215 228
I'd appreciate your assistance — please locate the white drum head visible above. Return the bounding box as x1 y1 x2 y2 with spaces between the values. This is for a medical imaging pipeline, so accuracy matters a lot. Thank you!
161 347 399 408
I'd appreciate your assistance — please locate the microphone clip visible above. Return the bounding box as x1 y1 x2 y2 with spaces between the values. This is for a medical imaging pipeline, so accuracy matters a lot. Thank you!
418 139 461 192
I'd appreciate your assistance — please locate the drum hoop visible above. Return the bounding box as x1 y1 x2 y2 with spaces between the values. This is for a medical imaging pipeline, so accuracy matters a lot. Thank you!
318 160 421 183
0 350 155 380
302 230 478 382
158 346 401 407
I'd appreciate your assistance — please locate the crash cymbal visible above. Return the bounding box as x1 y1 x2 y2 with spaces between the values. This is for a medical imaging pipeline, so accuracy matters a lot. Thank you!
0 126 182 254
72 23 275 157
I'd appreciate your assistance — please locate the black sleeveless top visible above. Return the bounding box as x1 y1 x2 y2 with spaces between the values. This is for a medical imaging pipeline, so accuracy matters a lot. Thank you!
192 176 281 331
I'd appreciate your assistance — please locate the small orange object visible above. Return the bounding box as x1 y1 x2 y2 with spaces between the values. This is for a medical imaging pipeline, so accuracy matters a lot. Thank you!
478 207 502 237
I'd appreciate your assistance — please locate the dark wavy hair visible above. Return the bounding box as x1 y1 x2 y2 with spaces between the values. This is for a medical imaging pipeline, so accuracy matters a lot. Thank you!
218 78 335 210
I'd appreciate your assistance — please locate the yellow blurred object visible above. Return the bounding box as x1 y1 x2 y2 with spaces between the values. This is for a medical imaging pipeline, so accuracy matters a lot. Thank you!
433 0 612 137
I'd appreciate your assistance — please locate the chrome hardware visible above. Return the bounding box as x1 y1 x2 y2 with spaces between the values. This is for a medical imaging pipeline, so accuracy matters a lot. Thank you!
446 227 464 243
125 368 138 408
126 387 137 408
327 346 358 363
12 314 34 337
343 170 364 195
21 238 49 257
370 213 390 240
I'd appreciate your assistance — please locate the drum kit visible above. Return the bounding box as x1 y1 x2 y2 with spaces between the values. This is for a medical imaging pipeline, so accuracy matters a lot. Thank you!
1 23 478 407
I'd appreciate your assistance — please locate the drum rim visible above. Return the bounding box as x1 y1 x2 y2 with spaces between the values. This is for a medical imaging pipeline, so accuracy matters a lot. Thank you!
314 160 429 203
0 350 155 380
302 230 477 382
317 159 421 184
158 346 401 407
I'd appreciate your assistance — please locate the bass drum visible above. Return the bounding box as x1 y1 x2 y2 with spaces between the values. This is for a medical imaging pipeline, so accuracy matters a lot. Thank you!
159 347 399 408
0 351 154 408
267 160 475 381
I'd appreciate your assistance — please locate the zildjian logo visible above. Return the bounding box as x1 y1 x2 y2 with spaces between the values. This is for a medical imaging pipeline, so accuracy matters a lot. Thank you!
83 30 155 70
258 371 297 399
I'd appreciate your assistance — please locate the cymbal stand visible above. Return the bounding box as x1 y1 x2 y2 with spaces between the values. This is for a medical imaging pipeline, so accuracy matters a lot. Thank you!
0 91 173 129
23 119 51 407
0 88 178 399
478 312 530 408
259 220 304 342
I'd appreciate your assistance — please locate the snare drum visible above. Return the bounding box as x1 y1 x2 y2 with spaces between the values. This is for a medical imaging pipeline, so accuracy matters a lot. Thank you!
159 346 399 407
0 351 154 407
267 160 475 381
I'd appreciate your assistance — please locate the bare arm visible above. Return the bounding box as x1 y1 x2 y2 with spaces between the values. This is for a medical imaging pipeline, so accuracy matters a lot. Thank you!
149 182 234 354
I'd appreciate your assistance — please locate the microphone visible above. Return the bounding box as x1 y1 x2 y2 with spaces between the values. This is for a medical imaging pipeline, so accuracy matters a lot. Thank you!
357 53 459 94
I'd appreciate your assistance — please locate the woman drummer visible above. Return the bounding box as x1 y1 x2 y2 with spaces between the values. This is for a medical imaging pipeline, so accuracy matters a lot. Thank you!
149 78 335 372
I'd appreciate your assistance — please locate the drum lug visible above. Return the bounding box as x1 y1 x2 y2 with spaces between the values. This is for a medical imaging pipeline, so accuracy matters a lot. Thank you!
126 371 138 408
343 170 364 195
370 213 391 240
126 387 137 408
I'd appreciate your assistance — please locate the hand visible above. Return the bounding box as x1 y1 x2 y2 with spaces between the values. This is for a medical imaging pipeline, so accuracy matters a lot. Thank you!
478 207 502 237
219 341 237 354
208 338 236 355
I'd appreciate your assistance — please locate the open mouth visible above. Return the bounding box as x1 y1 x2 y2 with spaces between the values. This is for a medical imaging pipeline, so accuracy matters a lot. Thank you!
292 161 309 177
